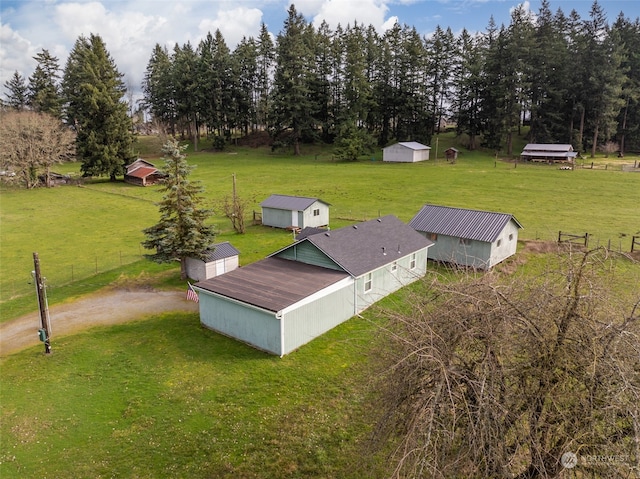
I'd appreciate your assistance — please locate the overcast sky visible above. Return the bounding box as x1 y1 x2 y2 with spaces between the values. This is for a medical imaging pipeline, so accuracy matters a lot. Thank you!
1 0 638 98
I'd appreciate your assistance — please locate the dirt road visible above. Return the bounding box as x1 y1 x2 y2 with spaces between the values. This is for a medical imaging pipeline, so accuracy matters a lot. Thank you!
0 289 198 357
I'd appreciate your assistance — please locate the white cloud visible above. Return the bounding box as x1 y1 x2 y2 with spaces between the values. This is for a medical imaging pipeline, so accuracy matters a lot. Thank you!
0 23 39 81
198 7 264 47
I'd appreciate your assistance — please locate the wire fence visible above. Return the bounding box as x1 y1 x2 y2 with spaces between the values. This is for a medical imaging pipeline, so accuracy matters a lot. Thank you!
1 248 147 303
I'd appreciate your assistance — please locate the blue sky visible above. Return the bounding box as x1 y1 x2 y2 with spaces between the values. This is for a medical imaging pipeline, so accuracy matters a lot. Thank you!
1 0 638 96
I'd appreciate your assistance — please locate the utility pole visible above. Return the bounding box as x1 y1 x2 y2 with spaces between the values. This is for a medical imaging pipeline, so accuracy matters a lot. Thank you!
33 252 51 354
232 173 237 205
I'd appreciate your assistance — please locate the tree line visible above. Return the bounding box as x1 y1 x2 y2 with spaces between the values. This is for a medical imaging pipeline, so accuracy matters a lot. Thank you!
141 1 640 157
2 0 640 184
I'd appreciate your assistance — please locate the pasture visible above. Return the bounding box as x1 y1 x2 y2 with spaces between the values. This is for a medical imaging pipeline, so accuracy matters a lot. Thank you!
1 135 639 307
1 136 639 478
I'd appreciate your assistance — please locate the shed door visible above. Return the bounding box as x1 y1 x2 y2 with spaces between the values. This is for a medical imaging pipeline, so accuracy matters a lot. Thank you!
216 260 225 276
291 210 299 227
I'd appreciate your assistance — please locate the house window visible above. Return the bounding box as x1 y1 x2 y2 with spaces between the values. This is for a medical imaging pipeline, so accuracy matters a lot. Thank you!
410 253 416 270
497 239 502 247
313 208 320 216
509 233 514 241
364 272 372 292
428 233 438 241
391 261 398 272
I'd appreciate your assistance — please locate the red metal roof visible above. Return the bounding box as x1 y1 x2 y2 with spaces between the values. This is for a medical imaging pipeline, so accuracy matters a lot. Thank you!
127 166 157 179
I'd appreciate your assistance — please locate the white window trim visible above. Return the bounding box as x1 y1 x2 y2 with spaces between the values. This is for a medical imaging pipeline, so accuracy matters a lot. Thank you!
364 272 372 292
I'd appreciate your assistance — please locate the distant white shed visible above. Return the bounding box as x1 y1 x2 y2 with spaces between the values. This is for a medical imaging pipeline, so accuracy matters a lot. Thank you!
383 142 431 163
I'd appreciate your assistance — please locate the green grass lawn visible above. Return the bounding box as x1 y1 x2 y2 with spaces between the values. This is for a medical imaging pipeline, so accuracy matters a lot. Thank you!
0 310 387 478
1 134 639 477
2 135 639 306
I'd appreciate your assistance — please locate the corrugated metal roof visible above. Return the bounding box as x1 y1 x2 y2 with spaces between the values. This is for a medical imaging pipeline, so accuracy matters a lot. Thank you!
393 141 431 151
260 194 329 211
409 205 522 243
278 215 433 277
523 144 574 152
202 242 240 262
126 166 158 179
195 257 349 312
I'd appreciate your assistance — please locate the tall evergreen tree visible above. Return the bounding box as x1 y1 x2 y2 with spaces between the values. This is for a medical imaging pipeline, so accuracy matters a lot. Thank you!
310 20 335 142
3 71 29 111
62 34 134 180
28 49 62 117
142 138 215 280
255 23 275 130
613 14 640 154
232 36 259 136
271 5 314 155
581 0 626 157
142 44 176 134
527 0 570 143
452 29 483 149
172 42 200 149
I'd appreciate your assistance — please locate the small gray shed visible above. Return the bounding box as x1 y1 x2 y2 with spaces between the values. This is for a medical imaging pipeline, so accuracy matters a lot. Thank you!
260 194 329 230
410 204 522 269
185 242 240 281
195 215 432 356
383 142 431 162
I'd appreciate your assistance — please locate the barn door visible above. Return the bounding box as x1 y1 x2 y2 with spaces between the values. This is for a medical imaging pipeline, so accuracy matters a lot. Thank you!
291 210 299 227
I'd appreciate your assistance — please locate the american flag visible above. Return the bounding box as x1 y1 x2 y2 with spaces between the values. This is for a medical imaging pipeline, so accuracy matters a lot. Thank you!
186 282 199 303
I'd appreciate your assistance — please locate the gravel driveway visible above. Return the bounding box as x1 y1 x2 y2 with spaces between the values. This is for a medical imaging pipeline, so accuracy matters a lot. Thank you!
0 289 198 356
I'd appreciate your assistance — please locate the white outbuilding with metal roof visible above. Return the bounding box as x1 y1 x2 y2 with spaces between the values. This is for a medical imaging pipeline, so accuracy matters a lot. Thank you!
383 141 431 162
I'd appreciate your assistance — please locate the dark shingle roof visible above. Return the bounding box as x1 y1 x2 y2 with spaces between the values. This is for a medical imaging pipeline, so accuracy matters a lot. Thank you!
409 205 522 243
260 194 329 211
195 257 349 312
202 242 240 262
282 215 433 277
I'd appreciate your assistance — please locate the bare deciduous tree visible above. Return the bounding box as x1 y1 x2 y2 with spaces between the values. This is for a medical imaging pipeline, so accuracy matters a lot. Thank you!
373 248 640 478
0 110 75 188
601 141 619 158
216 193 253 234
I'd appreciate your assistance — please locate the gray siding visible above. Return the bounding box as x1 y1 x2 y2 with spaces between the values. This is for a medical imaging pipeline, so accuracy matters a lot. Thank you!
281 279 355 355
262 201 329 229
421 233 492 269
354 249 428 312
199 292 281 355
420 220 519 269
261 207 295 229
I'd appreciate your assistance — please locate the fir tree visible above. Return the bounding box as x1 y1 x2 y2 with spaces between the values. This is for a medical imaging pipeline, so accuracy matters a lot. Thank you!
142 138 215 280
62 34 134 180
3 71 29 111
28 49 62 117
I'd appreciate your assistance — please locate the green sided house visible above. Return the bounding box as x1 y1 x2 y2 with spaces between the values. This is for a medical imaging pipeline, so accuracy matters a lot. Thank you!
194 215 433 356
410 204 522 270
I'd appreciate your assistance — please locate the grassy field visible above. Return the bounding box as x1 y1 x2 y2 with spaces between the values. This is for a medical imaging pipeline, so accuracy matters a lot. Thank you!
1 134 639 478
0 309 389 478
2 134 639 305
